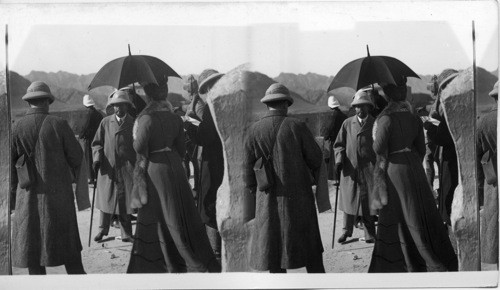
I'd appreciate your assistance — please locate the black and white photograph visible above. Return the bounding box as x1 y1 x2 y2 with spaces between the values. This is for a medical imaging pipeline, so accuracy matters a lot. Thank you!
0 1 497 288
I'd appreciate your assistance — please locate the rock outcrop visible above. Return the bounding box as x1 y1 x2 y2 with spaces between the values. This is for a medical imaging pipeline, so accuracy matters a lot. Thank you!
441 67 480 271
205 64 330 271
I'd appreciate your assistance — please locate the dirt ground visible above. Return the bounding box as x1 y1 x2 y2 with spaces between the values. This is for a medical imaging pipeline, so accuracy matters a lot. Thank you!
12 173 496 274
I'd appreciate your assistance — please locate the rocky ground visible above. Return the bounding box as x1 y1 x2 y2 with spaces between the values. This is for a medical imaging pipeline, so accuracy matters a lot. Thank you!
12 175 496 275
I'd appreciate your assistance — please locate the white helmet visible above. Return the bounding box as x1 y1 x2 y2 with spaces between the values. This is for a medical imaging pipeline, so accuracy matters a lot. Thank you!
328 95 340 109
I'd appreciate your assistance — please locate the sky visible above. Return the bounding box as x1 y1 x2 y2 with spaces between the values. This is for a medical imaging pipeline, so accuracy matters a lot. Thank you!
0 1 497 78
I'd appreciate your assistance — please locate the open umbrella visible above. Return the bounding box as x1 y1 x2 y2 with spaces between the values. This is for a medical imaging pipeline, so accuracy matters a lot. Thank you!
327 45 420 92
88 44 181 91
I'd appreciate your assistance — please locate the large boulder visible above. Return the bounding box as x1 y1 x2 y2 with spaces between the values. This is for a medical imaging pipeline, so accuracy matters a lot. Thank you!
205 64 329 271
441 67 480 271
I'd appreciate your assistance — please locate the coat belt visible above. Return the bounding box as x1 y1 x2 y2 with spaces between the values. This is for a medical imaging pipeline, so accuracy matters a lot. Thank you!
389 147 412 155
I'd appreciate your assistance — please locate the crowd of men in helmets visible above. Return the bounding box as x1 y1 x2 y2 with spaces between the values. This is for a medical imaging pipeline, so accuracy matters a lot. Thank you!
9 67 498 274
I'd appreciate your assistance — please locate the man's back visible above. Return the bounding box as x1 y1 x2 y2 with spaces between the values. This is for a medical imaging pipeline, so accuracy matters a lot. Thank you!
12 108 82 194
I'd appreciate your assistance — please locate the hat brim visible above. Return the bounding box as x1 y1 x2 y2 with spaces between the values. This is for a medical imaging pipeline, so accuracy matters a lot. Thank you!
351 100 374 107
328 104 340 109
106 99 134 108
198 73 224 94
22 91 55 104
438 72 459 91
489 88 498 97
260 93 294 106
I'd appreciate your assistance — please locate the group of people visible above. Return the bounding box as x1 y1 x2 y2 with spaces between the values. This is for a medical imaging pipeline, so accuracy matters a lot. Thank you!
8 66 497 275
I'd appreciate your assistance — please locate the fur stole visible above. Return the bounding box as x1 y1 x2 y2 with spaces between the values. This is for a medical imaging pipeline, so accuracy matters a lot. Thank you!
130 100 173 209
369 101 413 211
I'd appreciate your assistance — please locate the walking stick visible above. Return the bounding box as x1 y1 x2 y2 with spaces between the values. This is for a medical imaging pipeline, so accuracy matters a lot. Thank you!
332 176 340 249
88 178 97 247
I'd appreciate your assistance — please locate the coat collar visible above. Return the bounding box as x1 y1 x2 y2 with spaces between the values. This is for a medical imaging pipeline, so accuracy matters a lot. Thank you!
351 114 374 135
262 109 287 119
26 107 49 115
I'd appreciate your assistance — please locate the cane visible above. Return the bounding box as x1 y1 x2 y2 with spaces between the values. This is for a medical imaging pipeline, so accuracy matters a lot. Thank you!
88 178 97 247
332 176 340 249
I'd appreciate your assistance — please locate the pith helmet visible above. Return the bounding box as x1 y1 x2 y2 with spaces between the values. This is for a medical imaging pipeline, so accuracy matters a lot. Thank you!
489 81 498 97
22 81 55 104
260 83 294 106
198 69 224 94
351 88 374 107
328 95 340 109
107 89 134 108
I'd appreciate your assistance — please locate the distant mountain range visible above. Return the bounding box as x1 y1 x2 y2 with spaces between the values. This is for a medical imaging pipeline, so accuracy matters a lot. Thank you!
1 67 496 116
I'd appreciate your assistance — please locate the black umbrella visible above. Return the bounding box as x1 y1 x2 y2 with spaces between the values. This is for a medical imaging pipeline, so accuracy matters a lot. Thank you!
88 44 181 91
327 45 420 92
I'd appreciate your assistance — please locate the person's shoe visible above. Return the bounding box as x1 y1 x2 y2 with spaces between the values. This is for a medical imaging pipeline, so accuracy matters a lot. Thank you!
94 232 106 242
121 236 134 243
337 233 351 244
112 220 120 229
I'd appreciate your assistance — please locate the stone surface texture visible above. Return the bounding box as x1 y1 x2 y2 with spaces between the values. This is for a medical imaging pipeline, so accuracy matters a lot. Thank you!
441 67 480 271
0 92 11 275
205 64 332 271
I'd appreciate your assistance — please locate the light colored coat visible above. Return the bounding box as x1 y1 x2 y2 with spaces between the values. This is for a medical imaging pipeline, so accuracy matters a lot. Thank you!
334 115 376 215
92 114 135 214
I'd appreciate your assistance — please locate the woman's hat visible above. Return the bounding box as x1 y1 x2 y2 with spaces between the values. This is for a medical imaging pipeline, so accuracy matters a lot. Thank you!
183 75 199 93
22 81 55 104
351 88 374 107
107 90 134 108
260 83 294 106
198 69 224 94
328 95 340 109
83 94 95 107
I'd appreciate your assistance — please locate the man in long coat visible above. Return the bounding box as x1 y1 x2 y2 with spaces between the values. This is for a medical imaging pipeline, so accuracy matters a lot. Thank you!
11 81 86 274
424 69 459 225
322 95 348 180
243 83 325 273
79 94 104 182
193 69 225 260
334 88 377 244
477 81 498 264
92 90 136 243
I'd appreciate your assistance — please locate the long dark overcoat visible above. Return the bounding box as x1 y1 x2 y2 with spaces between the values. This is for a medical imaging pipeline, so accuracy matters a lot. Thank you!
92 114 135 214
11 107 83 268
334 115 376 215
194 105 224 228
80 106 104 181
477 107 498 264
322 108 348 180
243 110 324 271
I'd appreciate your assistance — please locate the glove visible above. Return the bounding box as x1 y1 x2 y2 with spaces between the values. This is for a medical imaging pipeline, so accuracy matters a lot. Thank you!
92 161 100 175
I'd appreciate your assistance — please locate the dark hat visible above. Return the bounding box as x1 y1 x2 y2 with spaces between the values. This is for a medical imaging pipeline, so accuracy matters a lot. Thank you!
183 75 198 93
260 83 294 106
198 69 224 94
22 81 55 104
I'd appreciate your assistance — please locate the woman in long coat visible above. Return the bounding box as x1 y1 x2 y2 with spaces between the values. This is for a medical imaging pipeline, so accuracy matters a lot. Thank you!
368 79 458 272
127 83 220 273
11 81 85 274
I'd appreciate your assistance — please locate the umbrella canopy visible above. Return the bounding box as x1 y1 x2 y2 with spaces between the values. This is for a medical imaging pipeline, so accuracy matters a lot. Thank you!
327 47 420 92
88 45 181 91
